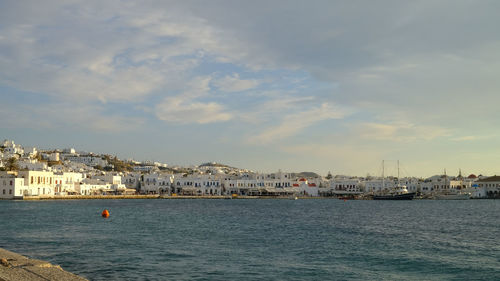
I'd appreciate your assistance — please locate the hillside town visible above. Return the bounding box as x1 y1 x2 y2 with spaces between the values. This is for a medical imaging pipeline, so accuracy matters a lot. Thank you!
0 139 499 200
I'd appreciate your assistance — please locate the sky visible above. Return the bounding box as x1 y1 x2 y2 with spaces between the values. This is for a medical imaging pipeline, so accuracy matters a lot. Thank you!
1 0 500 178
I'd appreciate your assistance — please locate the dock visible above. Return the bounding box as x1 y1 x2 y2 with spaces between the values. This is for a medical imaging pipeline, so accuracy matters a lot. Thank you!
0 248 87 281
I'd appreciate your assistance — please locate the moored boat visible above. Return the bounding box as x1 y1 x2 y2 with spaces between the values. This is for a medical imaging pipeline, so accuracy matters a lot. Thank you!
433 191 471 200
373 191 416 200
372 160 415 200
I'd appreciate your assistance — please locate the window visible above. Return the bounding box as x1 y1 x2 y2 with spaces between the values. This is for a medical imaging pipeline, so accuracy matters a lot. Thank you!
10 180 13 186
9 190 12 194
2 189 5 194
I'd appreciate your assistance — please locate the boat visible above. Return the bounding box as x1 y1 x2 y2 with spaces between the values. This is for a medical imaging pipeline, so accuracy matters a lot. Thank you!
372 160 415 200
432 169 471 200
372 188 416 200
433 191 471 200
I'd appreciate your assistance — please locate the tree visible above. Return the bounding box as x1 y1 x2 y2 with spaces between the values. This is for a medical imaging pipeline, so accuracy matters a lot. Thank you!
6 157 19 171
325 171 333 180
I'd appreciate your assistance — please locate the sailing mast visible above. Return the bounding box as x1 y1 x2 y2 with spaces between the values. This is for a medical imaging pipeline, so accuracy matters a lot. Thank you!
397 160 400 187
382 160 385 192
444 168 447 190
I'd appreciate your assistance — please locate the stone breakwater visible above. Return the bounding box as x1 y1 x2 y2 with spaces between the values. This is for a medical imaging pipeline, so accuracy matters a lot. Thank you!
0 248 87 281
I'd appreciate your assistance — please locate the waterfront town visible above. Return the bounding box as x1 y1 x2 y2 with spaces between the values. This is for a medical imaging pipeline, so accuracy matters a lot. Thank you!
0 139 499 200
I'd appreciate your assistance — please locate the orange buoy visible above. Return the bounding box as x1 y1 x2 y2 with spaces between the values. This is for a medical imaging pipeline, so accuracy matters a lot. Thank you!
101 209 110 218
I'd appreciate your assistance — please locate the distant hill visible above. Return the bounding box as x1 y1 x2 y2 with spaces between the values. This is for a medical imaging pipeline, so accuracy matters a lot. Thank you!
291 172 320 178
199 162 232 168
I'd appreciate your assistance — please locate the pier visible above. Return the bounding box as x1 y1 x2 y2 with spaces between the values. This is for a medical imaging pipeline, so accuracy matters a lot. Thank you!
0 248 87 281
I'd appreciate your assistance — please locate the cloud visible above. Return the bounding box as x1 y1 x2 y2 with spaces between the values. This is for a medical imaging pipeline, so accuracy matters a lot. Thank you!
248 103 348 144
212 73 260 92
155 99 232 124
450 135 494 142
155 76 232 124
0 102 144 132
356 122 451 142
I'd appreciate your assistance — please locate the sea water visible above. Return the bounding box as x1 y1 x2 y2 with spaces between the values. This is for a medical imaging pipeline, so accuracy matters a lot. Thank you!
0 199 499 280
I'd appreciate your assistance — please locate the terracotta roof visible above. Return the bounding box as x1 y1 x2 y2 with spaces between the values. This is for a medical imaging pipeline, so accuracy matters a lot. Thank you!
476 175 500 182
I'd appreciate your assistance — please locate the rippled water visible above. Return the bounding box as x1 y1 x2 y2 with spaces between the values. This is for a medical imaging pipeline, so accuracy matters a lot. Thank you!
1 199 499 280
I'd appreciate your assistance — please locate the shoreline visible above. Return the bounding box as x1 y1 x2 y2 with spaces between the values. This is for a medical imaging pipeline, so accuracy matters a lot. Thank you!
2 195 491 201
0 247 87 281
6 195 338 200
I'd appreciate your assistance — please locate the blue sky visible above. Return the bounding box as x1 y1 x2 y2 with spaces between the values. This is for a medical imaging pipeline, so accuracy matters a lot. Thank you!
2 0 500 177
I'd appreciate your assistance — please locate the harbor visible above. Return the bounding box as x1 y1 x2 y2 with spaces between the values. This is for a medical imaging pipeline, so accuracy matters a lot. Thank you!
1 199 498 280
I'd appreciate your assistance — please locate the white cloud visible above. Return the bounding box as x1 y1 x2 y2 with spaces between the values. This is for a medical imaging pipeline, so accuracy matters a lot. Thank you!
155 99 232 124
212 73 260 92
248 103 348 144
0 102 144 132
155 76 232 124
357 122 451 142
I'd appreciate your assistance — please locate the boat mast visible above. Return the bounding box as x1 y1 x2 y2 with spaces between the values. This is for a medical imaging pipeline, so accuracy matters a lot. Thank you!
444 168 447 190
382 160 385 191
397 160 400 186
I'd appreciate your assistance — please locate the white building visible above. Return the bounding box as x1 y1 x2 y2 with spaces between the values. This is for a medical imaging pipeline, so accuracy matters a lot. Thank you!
122 173 141 190
63 155 108 167
53 172 84 194
17 159 48 171
0 172 25 199
141 173 173 194
173 174 221 196
475 176 500 198
325 178 363 196
2 140 24 155
41 152 60 162
133 165 157 173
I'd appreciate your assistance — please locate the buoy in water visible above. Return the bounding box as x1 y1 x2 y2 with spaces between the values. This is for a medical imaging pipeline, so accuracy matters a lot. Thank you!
101 209 110 218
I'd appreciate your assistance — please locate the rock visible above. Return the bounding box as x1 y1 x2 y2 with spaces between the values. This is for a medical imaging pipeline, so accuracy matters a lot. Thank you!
0 248 88 280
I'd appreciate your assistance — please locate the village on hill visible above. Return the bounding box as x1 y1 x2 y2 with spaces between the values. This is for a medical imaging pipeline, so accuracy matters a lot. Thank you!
1 139 499 200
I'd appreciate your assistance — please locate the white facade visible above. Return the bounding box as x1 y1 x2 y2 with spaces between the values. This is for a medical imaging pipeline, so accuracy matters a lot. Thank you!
17 160 48 171
2 140 24 155
173 174 221 195
122 173 141 190
0 174 25 199
53 172 84 193
141 173 173 194
64 155 108 167
328 178 363 194
41 152 60 162
133 165 157 173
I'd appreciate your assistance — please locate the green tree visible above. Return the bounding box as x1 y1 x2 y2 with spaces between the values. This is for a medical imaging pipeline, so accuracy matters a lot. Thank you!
6 157 19 171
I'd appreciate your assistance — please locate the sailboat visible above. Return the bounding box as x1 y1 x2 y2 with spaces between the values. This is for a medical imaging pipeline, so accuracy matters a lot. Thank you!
433 169 471 200
372 160 416 200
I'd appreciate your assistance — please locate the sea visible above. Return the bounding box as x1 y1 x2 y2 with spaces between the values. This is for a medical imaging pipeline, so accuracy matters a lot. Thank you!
1 199 499 280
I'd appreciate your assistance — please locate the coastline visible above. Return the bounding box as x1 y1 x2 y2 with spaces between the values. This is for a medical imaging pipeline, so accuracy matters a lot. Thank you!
0 247 87 281
8 195 336 200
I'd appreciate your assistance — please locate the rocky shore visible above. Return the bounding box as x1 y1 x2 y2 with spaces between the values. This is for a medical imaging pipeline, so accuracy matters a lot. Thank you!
0 248 87 281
